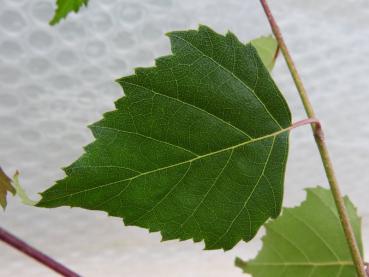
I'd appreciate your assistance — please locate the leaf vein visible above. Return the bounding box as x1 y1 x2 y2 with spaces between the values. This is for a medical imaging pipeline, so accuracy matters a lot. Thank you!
208 136 276 248
41 128 290 204
285 209 341 262
121 80 253 140
92 125 199 157
180 149 234 228
170 34 283 130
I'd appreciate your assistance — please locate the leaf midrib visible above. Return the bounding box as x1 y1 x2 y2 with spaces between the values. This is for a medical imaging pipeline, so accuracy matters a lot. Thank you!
40 125 291 203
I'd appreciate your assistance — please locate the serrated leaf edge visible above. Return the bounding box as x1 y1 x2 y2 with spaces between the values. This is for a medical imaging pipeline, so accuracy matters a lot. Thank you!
236 186 361 272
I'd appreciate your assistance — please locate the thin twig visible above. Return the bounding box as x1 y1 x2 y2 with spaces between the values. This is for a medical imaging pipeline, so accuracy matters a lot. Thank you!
0 226 80 277
258 1 366 276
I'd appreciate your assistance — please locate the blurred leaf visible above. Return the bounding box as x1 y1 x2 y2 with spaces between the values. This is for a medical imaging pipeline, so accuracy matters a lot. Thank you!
236 187 363 276
0 167 16 210
13 171 37 206
50 0 89 25
37 25 291 250
251 35 279 71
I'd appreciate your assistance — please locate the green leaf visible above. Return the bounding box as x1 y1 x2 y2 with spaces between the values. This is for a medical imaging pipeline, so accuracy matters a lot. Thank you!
0 167 16 210
251 35 279 71
13 171 38 206
50 0 88 25
236 187 363 276
37 25 291 250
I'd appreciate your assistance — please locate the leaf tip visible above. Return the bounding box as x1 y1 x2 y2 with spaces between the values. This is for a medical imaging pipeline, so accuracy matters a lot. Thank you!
225 30 237 40
198 24 212 33
164 31 173 38
49 17 58 26
49 0 89 26
235 257 247 269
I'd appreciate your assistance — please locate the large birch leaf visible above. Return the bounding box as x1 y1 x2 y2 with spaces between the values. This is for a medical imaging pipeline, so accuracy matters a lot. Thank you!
236 187 363 276
37 25 291 250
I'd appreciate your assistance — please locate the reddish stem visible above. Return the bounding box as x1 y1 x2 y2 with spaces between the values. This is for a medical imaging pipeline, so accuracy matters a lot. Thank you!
288 118 323 139
259 1 365 276
0 226 79 277
290 118 320 130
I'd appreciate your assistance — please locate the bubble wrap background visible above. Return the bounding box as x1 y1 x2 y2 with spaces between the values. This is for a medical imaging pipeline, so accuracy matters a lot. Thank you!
0 0 368 276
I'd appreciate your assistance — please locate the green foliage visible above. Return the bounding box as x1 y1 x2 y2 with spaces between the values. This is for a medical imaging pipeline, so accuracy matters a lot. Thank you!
251 36 278 71
37 25 291 250
50 0 89 25
0 167 15 210
12 171 37 206
236 187 363 276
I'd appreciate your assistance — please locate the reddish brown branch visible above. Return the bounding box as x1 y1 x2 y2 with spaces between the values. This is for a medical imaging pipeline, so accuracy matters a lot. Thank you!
0 226 79 277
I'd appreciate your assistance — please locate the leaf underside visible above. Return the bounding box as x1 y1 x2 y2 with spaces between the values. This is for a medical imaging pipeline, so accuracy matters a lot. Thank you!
50 0 88 25
37 25 291 250
236 187 363 276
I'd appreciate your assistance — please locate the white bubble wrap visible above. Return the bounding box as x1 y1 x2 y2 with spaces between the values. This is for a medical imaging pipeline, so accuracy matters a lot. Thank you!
0 0 368 276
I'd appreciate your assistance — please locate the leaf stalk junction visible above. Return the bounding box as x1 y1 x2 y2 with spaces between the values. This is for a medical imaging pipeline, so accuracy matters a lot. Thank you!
259 0 366 276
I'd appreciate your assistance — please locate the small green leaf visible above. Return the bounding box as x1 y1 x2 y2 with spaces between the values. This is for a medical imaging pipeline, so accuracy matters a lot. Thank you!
37 25 291 250
13 171 38 206
0 167 16 210
251 35 279 71
236 187 363 276
50 0 88 25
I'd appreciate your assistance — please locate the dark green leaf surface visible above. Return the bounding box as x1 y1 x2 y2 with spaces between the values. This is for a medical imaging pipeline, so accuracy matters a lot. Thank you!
236 187 363 276
50 0 88 25
38 26 291 250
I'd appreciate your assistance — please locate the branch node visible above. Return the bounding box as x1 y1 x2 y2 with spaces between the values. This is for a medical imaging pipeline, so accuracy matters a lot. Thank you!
290 117 322 135
313 121 325 141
